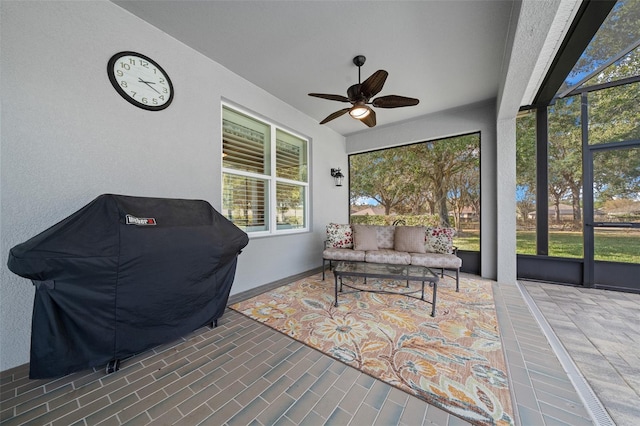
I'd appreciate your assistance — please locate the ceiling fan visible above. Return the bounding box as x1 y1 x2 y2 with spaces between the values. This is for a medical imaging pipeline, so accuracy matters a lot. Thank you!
309 55 419 128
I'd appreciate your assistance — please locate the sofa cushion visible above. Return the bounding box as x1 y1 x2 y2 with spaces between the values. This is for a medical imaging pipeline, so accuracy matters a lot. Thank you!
323 247 366 262
353 224 378 251
394 226 426 253
411 252 462 269
326 223 353 248
365 249 411 265
376 226 395 249
425 227 456 254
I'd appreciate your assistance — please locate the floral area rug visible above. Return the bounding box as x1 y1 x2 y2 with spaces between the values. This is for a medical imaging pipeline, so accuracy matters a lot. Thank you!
230 273 514 426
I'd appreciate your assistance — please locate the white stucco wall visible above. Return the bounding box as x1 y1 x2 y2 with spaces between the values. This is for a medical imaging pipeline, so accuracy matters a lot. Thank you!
0 1 346 371
346 101 498 280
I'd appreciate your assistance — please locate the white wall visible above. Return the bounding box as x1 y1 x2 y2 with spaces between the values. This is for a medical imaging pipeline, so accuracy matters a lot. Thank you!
346 101 498 280
0 1 346 371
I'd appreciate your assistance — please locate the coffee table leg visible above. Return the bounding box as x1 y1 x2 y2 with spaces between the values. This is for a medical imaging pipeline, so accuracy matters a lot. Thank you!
334 274 339 307
431 282 437 317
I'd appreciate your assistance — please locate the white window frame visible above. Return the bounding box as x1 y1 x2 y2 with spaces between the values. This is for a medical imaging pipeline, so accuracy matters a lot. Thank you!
221 103 309 236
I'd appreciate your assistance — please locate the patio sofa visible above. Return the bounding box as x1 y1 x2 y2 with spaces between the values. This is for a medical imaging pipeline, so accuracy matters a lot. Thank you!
322 223 462 291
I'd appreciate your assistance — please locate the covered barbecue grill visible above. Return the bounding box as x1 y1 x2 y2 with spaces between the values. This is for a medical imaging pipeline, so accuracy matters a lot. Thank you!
7 194 249 379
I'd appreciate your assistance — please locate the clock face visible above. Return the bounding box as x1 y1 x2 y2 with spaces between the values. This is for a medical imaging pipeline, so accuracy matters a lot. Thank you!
107 51 174 111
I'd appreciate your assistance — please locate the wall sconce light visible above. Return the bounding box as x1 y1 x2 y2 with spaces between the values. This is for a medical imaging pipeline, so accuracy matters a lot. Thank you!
331 168 344 186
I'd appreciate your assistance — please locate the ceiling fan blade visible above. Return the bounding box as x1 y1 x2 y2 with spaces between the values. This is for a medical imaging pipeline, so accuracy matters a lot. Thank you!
372 95 420 108
360 108 376 127
309 93 350 103
360 70 388 99
320 108 351 124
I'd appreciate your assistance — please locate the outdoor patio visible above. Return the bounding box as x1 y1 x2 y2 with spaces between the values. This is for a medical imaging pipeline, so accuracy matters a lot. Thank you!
2 273 638 425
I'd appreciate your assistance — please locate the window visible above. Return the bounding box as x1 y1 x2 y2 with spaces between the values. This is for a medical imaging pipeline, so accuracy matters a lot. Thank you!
555 0 640 98
349 133 480 251
516 110 537 254
588 81 640 145
548 95 583 258
222 105 308 234
517 0 640 289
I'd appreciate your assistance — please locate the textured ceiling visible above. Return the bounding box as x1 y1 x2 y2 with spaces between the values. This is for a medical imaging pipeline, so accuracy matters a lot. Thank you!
114 1 516 136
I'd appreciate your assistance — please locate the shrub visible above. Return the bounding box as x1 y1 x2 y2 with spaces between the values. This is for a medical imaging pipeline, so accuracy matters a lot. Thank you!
349 214 440 226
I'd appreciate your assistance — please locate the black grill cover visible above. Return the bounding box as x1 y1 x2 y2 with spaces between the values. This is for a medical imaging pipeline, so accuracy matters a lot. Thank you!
7 194 249 378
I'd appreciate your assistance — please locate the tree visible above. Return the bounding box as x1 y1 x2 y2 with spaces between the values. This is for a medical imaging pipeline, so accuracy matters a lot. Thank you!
593 147 640 204
588 78 640 146
449 166 479 232
548 0 640 224
565 0 640 89
587 54 640 207
349 134 480 228
516 110 537 225
349 149 411 214
517 191 536 224
548 175 568 225
411 135 479 227
548 95 583 225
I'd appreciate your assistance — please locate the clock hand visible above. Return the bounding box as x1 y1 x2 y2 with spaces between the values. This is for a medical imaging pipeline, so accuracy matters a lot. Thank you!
138 78 161 95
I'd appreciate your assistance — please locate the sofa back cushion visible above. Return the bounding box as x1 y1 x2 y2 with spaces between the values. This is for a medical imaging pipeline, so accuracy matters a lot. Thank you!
326 223 353 248
352 224 379 251
376 226 395 249
394 226 427 253
425 227 456 254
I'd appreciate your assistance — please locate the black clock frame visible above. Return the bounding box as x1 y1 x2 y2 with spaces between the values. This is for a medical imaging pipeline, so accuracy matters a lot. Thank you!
107 51 174 111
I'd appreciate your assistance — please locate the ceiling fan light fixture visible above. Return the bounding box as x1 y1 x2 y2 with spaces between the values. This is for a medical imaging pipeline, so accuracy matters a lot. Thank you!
309 55 418 128
349 104 370 119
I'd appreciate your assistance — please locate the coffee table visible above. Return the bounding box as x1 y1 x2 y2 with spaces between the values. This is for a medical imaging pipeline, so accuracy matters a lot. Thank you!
332 261 439 316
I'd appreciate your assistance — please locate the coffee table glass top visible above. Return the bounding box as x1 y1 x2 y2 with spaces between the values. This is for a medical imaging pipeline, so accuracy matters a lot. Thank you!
332 261 439 316
333 261 438 281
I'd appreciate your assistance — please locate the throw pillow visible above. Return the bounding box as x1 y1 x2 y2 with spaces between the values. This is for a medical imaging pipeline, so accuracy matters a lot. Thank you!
394 226 427 253
425 227 456 254
376 226 395 249
326 223 353 248
352 224 379 251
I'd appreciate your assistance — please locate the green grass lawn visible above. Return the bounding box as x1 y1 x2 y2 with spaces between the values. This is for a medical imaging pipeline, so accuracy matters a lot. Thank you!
454 232 479 252
454 229 640 263
515 231 584 258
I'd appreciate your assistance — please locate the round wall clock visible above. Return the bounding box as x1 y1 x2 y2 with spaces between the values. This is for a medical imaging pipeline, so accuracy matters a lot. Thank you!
107 51 174 111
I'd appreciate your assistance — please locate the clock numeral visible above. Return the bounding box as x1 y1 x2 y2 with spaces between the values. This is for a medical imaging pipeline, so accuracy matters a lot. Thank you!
128 58 136 65
163 88 168 94
142 97 148 104
116 70 124 77
159 95 165 101
152 98 159 105
159 78 165 84
130 91 137 98
119 62 131 70
120 81 128 88
139 60 149 68
152 68 157 74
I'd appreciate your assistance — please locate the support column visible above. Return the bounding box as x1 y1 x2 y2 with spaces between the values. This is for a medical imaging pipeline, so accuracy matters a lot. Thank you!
496 117 517 284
